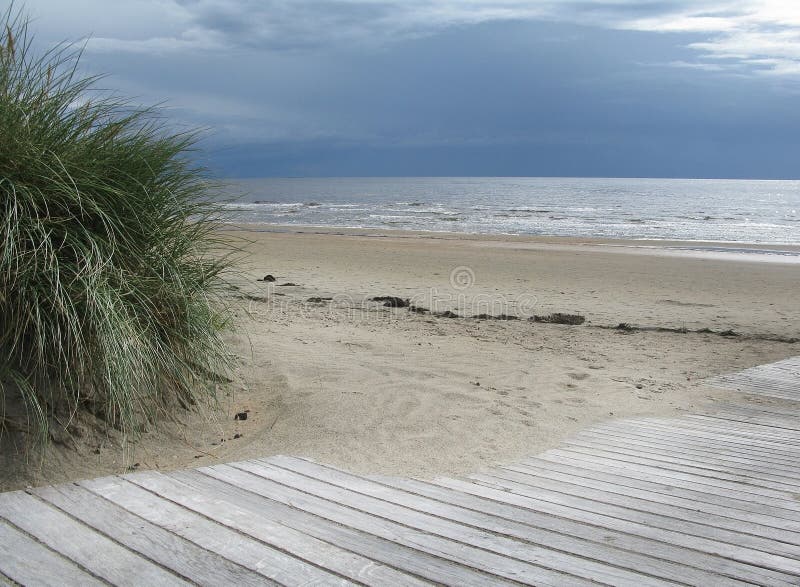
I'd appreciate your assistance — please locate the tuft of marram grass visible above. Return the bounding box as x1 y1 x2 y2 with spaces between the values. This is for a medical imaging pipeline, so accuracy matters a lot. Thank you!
0 9 235 445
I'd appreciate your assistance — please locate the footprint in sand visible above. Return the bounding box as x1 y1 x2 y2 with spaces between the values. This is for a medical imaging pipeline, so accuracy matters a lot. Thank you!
568 372 590 381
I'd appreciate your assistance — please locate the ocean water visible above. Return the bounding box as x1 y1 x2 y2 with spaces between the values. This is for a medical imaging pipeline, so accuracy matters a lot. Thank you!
221 177 800 244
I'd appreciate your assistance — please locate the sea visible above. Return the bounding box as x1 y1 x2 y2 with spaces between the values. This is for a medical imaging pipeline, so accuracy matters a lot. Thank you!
221 177 800 245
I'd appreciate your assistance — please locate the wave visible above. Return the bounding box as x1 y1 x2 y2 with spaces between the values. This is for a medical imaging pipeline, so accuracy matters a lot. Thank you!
223 202 305 209
221 177 800 244
504 208 553 213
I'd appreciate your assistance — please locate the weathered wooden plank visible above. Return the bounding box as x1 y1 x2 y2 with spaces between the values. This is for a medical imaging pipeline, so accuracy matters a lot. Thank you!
579 427 800 472
433 477 799 586
715 373 800 387
580 425 800 474
616 412 797 444
177 467 519 587
0 490 188 586
541 448 800 515
730 378 800 388
686 415 800 441
573 437 800 492
0 519 106 587
623 419 800 454
469 472 800 572
484 465 800 551
560 441 800 511
558 444 800 503
706 413 800 433
569 432 800 487
107 469 505 587
33 483 269 586
714 370 800 386
709 364 800 396
652 411 800 433
126 470 419 587
610 412 800 438
681 424 800 447
560 439 800 497
715 371 800 383
522 455 800 523
199 463 598 587
268 455 705 586
700 410 800 432
548 446 800 513
594 420 800 463
374 474 763 586
714 403 800 420
603 415 800 449
224 461 614 586
507 460 800 538
707 419 800 435
82 476 347 586
596 432 800 472
713 374 799 386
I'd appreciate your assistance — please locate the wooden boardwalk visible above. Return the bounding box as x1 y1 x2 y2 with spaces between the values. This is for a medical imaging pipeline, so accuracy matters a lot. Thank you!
709 356 800 402
2 359 800 586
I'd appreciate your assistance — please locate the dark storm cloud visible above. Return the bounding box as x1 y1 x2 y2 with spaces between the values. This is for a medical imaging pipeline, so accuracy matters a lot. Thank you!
181 0 397 50
20 0 800 178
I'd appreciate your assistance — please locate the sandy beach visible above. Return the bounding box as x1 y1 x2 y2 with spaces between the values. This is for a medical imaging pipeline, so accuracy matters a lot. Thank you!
2 227 798 490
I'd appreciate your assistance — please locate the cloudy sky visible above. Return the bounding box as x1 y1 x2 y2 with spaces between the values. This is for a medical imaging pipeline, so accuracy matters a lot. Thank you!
21 1 800 178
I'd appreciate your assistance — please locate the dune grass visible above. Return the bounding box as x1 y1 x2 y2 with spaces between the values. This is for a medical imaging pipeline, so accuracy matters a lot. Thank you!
0 9 235 445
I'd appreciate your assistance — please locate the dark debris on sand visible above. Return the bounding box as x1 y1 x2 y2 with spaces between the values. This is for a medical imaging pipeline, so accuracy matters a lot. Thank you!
371 296 410 308
434 310 460 318
471 313 520 320
531 313 586 325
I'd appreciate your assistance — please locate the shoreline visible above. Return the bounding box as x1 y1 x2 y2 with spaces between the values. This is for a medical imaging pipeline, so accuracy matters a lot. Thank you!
222 223 800 263
221 176 800 246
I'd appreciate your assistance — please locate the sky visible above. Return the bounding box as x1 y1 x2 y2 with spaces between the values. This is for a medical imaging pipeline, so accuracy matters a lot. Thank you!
18 1 800 178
